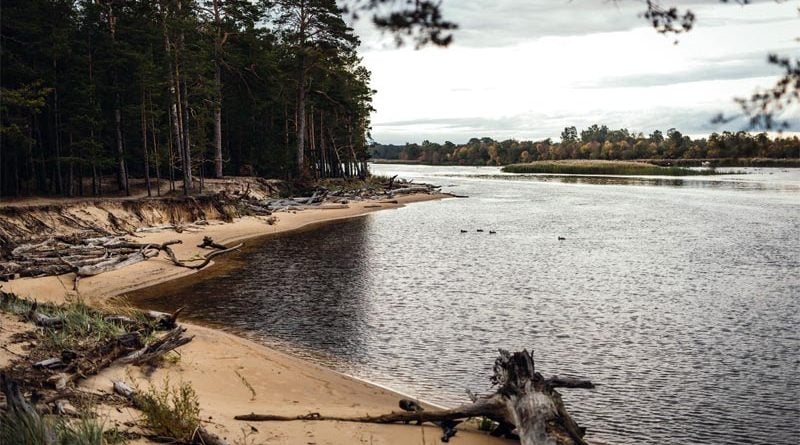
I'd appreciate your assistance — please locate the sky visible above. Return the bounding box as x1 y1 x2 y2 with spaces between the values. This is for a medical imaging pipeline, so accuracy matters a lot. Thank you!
350 0 800 144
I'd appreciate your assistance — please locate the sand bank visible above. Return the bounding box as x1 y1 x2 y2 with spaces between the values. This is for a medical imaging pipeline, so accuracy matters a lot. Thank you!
1 193 513 445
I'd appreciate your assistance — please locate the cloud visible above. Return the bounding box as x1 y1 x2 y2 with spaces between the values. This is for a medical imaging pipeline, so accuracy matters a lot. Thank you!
355 0 793 50
356 1 800 144
574 51 791 89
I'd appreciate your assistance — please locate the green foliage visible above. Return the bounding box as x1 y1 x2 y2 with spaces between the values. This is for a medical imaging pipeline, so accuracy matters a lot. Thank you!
477 417 496 432
1 0 373 196
501 160 720 176
0 294 151 353
370 127 800 166
137 378 200 441
44 303 128 351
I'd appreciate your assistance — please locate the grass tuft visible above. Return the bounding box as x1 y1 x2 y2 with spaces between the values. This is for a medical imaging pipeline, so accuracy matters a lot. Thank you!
0 407 119 445
0 404 56 445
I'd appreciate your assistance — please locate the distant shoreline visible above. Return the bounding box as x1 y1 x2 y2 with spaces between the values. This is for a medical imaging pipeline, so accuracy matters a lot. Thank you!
370 157 800 168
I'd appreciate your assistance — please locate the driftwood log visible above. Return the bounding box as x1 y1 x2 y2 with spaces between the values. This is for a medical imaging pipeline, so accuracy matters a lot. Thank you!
2 233 240 282
143 307 184 330
235 349 593 445
198 236 228 250
119 326 193 365
161 239 243 270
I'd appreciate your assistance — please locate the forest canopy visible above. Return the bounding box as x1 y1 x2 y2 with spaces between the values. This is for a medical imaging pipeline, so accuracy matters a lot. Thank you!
0 0 374 197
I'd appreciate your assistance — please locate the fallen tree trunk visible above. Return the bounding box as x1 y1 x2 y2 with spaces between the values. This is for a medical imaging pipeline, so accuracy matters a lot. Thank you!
119 326 194 365
235 349 592 445
161 239 242 270
75 249 159 277
387 186 434 196
143 307 184 330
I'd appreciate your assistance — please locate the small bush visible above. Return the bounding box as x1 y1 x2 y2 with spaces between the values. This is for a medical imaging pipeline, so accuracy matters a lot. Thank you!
137 378 200 441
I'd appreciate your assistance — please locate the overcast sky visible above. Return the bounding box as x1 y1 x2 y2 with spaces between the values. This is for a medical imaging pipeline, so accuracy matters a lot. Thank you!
351 1 799 144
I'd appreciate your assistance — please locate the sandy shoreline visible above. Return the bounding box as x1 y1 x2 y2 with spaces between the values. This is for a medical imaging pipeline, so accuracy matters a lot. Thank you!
2 193 513 445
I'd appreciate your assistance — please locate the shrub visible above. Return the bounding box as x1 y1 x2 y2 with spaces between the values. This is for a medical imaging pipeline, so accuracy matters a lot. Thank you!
137 378 200 441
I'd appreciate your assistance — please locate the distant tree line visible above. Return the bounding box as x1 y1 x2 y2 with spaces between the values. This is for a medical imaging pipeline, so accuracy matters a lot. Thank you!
1 0 374 198
370 126 800 166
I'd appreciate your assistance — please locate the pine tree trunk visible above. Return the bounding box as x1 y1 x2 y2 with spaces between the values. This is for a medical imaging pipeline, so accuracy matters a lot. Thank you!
52 82 63 194
149 93 162 197
319 111 327 178
106 1 128 196
163 25 183 175
141 88 151 197
167 109 176 192
296 69 307 178
92 162 99 196
115 104 128 195
27 124 35 195
181 78 192 194
67 132 74 196
213 0 223 179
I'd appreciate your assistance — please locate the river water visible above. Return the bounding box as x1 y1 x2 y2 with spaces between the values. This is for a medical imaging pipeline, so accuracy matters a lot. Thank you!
134 165 800 445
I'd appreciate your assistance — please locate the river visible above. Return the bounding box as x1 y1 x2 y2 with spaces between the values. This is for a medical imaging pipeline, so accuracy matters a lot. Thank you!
134 164 800 445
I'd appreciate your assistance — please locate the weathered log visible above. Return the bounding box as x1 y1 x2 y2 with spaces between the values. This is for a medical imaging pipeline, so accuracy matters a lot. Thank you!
386 174 398 190
76 249 158 277
32 312 65 328
62 333 144 386
33 357 65 370
387 186 432 196
112 380 136 400
544 376 595 389
104 315 136 325
234 349 592 445
197 236 228 250
119 326 193 365
162 242 242 270
144 307 184 330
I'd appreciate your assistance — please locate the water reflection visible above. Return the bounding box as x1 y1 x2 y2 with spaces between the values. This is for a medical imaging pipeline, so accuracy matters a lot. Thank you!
135 220 373 359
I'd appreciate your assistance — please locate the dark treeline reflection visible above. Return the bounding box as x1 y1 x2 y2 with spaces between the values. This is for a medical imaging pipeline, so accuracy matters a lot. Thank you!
135 219 372 359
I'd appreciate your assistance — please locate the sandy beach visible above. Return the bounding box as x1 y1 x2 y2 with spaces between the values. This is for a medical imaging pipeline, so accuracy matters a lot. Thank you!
1 193 513 445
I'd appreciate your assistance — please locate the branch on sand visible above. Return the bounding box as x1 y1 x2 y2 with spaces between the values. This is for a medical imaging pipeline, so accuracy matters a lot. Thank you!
235 349 594 445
